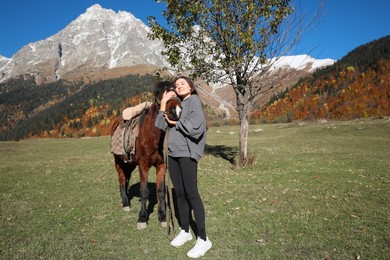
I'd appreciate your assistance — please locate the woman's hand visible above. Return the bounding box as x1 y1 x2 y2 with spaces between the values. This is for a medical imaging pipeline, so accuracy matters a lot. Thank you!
160 91 177 112
163 113 177 125
161 91 177 104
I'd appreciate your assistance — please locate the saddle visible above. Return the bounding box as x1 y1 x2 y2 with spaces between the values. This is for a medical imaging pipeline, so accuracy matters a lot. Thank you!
110 101 151 162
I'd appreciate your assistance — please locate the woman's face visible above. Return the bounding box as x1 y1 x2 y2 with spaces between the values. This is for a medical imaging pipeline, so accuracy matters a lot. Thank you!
175 78 192 99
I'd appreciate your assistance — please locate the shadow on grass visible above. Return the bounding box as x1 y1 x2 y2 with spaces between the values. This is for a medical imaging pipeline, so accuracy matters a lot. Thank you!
128 182 201 235
127 182 157 221
124 144 238 222
205 144 238 164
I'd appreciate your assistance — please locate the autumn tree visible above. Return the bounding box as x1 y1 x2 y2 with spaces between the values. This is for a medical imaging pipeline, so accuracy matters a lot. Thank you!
148 0 322 165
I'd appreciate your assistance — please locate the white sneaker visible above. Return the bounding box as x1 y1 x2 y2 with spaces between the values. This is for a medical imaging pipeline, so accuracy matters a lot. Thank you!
170 229 193 248
187 237 212 258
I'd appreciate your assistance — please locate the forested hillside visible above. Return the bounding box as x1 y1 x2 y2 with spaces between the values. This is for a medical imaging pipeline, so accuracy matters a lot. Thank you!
252 35 390 122
1 36 389 141
0 75 155 140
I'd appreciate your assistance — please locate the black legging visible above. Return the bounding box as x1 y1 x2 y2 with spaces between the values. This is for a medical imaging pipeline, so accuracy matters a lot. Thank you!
168 156 206 240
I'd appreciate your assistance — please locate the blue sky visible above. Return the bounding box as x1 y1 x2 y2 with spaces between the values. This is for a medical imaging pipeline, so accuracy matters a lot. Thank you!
1 0 389 60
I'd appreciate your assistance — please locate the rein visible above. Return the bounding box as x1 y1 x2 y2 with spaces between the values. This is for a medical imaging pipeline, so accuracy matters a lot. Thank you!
164 125 177 239
164 95 182 238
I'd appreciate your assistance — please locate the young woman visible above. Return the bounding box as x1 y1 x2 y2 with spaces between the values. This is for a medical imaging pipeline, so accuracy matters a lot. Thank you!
155 76 212 258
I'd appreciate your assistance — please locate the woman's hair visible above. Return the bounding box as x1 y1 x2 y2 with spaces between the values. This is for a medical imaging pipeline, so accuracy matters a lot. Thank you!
174 76 198 95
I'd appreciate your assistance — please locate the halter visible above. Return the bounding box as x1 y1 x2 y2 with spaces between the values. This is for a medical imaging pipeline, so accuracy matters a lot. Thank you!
167 96 181 103
155 85 177 106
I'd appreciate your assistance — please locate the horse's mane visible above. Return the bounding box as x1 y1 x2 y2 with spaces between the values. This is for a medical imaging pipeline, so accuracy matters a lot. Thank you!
139 106 151 127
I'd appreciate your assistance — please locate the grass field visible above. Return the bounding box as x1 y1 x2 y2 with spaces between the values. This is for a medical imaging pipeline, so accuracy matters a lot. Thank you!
1 119 389 259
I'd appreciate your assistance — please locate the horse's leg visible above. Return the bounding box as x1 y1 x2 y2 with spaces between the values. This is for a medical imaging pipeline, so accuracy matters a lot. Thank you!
137 162 149 229
155 163 167 227
114 155 135 211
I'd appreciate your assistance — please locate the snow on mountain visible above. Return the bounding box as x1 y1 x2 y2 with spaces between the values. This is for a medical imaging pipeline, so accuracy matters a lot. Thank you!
0 55 12 78
0 4 335 85
0 55 11 67
0 55 9 61
209 54 336 91
0 4 166 83
271 55 335 72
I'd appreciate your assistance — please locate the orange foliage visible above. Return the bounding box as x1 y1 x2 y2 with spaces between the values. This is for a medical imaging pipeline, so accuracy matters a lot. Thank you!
32 92 153 138
252 59 390 122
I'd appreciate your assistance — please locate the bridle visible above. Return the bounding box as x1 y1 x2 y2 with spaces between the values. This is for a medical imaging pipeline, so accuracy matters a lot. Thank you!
163 96 181 239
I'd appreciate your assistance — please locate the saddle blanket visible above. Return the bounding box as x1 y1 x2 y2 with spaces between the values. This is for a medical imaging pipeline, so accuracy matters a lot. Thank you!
111 117 143 155
111 120 127 155
111 101 151 155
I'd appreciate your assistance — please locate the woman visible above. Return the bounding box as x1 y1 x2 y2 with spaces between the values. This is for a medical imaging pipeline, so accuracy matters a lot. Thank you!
155 76 212 258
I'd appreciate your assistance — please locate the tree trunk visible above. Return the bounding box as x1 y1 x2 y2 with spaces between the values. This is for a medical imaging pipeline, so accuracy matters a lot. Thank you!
236 93 252 166
239 111 249 165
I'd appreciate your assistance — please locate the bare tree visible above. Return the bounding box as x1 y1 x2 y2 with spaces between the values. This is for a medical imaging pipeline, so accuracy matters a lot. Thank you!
148 0 324 166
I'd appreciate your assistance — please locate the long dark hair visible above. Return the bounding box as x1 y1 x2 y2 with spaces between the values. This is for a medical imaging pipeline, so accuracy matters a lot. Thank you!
174 76 208 120
174 76 198 95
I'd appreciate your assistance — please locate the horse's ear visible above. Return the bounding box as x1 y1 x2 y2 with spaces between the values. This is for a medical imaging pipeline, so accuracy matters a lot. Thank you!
166 81 176 92
162 81 175 90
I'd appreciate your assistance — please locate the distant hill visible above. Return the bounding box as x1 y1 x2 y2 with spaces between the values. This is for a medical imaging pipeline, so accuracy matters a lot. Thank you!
1 37 389 140
252 35 390 123
0 74 155 140
0 3 387 140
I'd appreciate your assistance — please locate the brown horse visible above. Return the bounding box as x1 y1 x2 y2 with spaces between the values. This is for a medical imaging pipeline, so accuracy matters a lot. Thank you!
110 81 181 229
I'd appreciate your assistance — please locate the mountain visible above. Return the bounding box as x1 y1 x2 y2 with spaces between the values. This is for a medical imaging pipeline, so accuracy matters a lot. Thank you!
0 74 156 140
252 35 390 122
0 4 334 86
0 4 166 84
0 4 335 119
270 55 335 73
0 4 344 140
208 54 336 119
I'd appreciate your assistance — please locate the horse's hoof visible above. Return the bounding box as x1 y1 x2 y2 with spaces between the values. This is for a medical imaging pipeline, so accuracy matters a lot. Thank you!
122 206 130 212
160 221 167 228
137 222 147 230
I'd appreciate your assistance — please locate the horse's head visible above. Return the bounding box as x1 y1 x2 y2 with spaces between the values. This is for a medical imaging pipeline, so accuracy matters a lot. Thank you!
166 97 182 121
154 81 176 104
154 80 182 120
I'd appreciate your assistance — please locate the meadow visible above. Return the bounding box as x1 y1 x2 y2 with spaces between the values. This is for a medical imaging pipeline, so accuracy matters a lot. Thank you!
1 119 389 259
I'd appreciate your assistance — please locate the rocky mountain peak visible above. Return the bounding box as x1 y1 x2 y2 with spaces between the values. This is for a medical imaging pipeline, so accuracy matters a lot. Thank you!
0 5 165 84
0 4 334 86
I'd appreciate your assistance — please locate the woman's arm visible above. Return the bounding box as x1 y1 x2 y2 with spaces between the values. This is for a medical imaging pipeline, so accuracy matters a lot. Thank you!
155 111 168 131
155 91 177 131
176 95 205 139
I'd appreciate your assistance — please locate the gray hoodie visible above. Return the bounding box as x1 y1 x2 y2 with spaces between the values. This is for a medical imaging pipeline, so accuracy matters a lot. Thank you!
155 94 206 162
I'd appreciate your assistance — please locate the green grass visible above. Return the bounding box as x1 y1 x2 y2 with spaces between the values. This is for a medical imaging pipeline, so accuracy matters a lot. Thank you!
1 119 389 259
